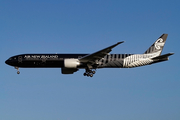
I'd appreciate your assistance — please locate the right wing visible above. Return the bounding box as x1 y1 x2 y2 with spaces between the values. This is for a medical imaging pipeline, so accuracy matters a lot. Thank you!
79 41 124 63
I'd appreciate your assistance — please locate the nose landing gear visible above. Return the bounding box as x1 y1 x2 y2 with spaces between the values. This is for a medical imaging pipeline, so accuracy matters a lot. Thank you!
15 67 20 74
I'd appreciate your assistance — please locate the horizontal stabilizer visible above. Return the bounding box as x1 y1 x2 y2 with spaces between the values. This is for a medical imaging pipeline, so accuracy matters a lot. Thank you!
151 53 174 60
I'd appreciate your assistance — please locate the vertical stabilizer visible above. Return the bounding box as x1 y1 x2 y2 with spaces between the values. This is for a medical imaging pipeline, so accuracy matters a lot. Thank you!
144 34 168 56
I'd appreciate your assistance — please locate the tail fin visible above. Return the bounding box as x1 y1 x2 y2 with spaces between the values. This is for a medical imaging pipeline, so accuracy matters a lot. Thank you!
144 34 168 56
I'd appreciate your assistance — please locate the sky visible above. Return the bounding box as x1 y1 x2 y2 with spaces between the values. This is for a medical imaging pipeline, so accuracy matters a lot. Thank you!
0 0 180 120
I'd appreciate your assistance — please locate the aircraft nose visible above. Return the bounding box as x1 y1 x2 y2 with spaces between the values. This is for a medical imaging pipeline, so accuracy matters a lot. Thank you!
5 57 18 66
5 58 13 65
5 59 9 65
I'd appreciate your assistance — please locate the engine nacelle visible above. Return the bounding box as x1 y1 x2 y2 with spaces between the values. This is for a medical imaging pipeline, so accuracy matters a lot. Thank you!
64 59 80 68
61 68 78 74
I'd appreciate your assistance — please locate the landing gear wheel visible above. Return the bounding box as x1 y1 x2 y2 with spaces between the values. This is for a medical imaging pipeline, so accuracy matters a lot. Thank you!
90 74 93 77
84 73 87 76
15 67 20 75
83 68 96 77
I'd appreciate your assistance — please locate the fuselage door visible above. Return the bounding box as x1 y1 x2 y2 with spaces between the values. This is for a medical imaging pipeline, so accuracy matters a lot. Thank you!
18 56 22 63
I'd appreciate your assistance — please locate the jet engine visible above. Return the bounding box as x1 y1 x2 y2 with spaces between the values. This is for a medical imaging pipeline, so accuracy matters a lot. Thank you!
64 59 80 68
61 68 78 74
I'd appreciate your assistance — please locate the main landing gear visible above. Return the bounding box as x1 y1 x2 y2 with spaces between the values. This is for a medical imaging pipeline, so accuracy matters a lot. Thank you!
15 67 20 74
83 69 96 77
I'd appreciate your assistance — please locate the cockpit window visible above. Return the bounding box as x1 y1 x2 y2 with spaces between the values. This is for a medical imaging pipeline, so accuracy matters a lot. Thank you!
9 58 12 60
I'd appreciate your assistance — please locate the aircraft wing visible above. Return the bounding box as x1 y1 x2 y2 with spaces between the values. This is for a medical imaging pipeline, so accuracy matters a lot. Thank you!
79 41 124 63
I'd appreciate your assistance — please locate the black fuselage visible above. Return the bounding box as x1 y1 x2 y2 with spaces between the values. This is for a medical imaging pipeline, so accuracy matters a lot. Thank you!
5 54 88 68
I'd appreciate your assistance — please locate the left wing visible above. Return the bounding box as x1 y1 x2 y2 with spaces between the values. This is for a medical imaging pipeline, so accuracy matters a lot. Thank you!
79 41 124 63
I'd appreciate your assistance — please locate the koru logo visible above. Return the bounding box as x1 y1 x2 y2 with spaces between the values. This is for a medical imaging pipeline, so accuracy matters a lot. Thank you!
155 38 164 50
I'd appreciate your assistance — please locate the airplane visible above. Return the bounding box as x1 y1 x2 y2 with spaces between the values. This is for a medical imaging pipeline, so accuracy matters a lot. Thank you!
5 34 174 77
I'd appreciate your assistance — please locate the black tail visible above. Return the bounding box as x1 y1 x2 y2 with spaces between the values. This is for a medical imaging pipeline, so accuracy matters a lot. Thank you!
144 34 168 56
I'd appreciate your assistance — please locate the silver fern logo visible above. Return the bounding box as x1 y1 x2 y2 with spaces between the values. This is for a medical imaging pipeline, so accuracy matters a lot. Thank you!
155 38 164 50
